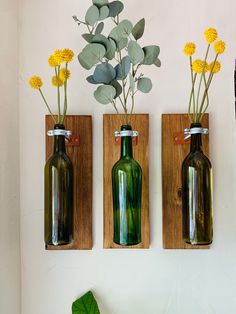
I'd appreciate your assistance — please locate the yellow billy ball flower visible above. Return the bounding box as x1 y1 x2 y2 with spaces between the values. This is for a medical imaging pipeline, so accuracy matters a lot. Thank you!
184 42 196 56
48 55 61 67
204 28 218 44
29 76 43 89
209 61 221 74
53 49 64 65
62 49 74 63
52 75 65 87
192 59 209 74
59 68 71 80
214 40 226 54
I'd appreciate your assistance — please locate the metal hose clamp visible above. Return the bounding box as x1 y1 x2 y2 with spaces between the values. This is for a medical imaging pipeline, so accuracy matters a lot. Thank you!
114 130 139 137
184 127 209 140
47 129 72 139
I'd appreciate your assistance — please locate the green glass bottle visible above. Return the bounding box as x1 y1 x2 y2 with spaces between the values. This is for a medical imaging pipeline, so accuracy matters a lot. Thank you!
182 123 213 245
112 125 142 246
44 124 73 246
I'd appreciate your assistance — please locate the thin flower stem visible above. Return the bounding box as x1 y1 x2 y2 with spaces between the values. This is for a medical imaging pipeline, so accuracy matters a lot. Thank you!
188 73 197 123
62 63 68 124
55 67 61 123
189 56 196 121
112 101 119 114
39 89 56 123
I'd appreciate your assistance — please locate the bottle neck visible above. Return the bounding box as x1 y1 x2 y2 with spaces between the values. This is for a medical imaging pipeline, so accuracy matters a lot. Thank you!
53 124 66 153
190 123 202 152
120 125 133 159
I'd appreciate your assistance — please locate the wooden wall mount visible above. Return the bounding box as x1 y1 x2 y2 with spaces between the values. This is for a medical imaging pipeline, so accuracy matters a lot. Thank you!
162 114 209 249
103 114 150 249
45 115 92 250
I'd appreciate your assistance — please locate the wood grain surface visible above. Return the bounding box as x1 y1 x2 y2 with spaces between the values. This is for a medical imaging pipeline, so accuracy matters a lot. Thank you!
45 115 92 250
162 113 210 249
103 114 150 249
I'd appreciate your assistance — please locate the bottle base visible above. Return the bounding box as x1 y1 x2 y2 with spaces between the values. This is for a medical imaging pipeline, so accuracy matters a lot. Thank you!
184 239 212 246
113 240 141 246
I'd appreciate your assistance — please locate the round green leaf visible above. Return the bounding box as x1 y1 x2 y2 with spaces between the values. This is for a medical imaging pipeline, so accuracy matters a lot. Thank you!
128 41 144 65
110 80 122 98
115 56 131 80
108 1 124 17
129 74 135 92
142 45 160 65
93 63 116 84
154 58 161 67
92 34 110 51
85 5 99 26
106 38 117 60
109 19 133 42
94 85 116 104
93 0 108 7
87 75 100 84
132 18 145 40
82 33 94 43
137 77 152 93
78 43 106 70
95 22 104 34
117 38 128 51
99 5 109 20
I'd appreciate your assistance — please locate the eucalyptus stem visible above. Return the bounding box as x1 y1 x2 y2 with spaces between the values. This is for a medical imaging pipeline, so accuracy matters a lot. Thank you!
39 89 56 123
112 101 119 114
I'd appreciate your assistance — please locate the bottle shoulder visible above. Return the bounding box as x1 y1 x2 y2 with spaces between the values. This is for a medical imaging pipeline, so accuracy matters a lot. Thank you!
183 151 212 168
45 152 73 168
112 157 142 172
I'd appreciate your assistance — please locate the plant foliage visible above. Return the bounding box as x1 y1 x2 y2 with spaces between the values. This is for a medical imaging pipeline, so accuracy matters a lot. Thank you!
72 291 100 314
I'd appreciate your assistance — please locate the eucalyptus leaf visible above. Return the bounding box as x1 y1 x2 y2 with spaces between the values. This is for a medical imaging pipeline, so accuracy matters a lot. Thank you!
94 85 116 104
99 5 110 20
82 33 95 43
87 75 100 84
85 5 99 26
142 45 160 65
108 1 124 17
72 291 100 314
106 38 117 60
132 18 145 40
92 34 110 51
78 43 106 70
109 19 133 42
117 38 128 51
154 58 161 67
137 77 152 93
129 73 135 92
111 80 122 98
92 0 108 8
128 41 144 65
95 22 104 34
93 63 116 84
115 56 131 80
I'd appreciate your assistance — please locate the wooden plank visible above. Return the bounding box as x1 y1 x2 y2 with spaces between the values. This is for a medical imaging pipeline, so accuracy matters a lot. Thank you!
162 113 210 249
45 115 92 250
103 114 150 249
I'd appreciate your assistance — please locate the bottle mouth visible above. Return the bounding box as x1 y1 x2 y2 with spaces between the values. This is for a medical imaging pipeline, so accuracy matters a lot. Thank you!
121 124 132 131
54 124 65 130
190 122 202 129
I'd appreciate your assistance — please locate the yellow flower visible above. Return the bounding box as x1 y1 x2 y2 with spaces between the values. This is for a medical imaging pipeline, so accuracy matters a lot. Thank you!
184 42 196 56
48 55 61 67
52 75 65 87
209 61 221 74
204 28 218 44
29 76 43 89
62 49 74 63
53 49 64 65
59 68 71 80
192 59 209 74
214 40 226 54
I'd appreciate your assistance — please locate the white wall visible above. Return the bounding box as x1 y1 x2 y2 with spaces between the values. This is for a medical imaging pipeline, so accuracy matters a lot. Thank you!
0 0 21 313
19 0 236 314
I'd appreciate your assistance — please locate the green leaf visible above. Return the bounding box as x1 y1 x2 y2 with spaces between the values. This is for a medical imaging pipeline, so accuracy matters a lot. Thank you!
95 22 104 34
142 45 160 65
94 85 116 104
78 43 106 70
115 56 131 80
128 41 144 65
116 38 128 51
72 291 100 314
87 75 100 84
93 63 116 84
91 34 110 51
132 18 145 40
154 58 161 67
110 80 122 98
99 5 109 20
109 19 133 42
82 33 95 43
93 0 108 7
85 5 100 26
108 1 124 17
137 77 152 93
129 73 135 92
106 38 117 60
